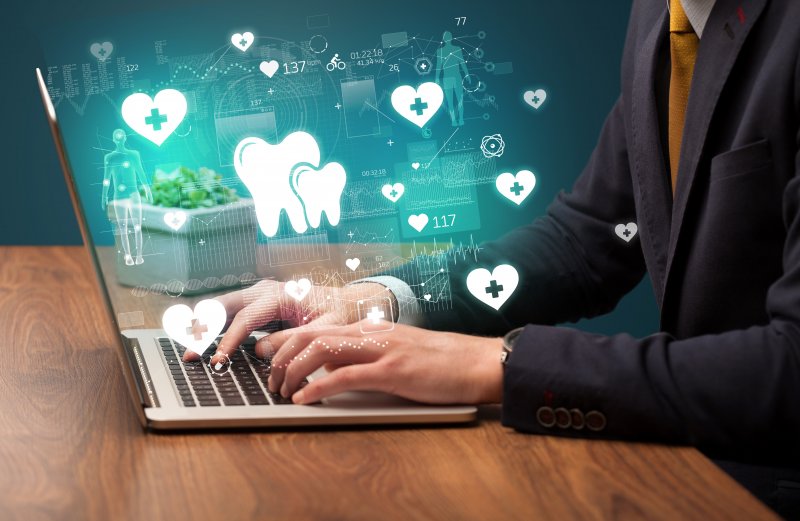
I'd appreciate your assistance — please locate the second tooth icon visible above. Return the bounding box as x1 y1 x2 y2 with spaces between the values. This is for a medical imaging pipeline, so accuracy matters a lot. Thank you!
233 131 347 237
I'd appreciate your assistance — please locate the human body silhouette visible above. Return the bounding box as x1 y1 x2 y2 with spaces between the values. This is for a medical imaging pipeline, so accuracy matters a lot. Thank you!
102 129 152 266
435 31 469 127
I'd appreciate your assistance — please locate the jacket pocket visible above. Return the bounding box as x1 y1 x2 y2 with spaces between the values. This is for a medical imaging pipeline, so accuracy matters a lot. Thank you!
709 138 773 183
774 480 800 519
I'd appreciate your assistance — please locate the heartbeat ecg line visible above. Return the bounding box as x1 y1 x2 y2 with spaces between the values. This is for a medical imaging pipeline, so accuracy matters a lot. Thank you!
408 235 484 264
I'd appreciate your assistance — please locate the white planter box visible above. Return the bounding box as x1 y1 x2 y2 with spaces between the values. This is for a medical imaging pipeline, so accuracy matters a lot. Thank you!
107 198 258 295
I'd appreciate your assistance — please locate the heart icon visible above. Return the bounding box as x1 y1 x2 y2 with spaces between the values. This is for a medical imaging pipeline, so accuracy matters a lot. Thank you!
496 170 536 205
466 265 519 311
615 222 638 242
391 82 444 128
162 299 226 356
345 258 361 271
163 210 187 231
231 31 254 52
285 278 312 302
90 42 114 61
381 183 405 203
423 294 432 301
121 89 187 147
259 60 279 78
524 89 547 110
411 162 421 170
408 213 429 233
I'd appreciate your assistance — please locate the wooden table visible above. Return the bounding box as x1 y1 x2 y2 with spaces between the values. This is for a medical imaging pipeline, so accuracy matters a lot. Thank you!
0 246 778 521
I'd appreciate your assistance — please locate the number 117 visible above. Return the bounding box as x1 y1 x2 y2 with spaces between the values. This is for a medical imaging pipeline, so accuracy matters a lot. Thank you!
432 214 456 229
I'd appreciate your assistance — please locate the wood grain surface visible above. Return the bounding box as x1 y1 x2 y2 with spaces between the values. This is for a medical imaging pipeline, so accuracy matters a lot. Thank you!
0 246 778 521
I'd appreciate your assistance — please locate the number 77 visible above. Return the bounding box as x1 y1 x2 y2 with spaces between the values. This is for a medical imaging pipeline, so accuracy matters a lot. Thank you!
455 16 467 26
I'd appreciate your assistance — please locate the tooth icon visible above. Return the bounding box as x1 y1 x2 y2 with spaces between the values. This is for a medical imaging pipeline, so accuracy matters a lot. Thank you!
293 162 347 229
233 131 347 237
234 132 317 237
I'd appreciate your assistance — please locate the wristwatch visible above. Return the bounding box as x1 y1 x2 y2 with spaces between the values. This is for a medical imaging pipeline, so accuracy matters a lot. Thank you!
501 327 525 366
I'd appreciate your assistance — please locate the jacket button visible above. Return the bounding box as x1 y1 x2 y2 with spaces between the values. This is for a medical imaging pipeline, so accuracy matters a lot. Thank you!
536 406 556 428
585 411 607 432
570 409 585 430
554 407 572 428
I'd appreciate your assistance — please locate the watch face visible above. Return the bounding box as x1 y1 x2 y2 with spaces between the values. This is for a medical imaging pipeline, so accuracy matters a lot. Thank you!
505 327 524 351
502 327 523 365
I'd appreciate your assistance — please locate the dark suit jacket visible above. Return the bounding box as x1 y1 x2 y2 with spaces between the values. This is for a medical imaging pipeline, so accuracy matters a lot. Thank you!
399 0 800 514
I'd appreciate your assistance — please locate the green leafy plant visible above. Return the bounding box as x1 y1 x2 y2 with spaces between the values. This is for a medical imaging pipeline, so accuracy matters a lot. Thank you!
145 166 238 209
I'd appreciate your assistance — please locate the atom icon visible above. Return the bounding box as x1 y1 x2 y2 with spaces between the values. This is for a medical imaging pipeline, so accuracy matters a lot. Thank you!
481 134 505 158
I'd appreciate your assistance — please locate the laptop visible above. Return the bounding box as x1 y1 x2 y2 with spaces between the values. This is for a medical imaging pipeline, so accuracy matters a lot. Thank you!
35 68 476 430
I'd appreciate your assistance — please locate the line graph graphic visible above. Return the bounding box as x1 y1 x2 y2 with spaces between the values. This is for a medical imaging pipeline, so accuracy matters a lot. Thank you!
439 150 498 187
340 178 398 220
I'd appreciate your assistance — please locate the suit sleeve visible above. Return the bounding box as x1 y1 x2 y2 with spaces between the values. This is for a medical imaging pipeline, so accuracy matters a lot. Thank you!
502 71 800 453
403 96 649 336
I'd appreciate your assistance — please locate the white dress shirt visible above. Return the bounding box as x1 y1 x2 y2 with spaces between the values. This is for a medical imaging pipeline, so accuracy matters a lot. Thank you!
676 0 716 37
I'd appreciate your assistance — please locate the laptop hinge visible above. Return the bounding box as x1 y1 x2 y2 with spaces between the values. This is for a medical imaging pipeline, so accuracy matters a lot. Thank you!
122 335 160 408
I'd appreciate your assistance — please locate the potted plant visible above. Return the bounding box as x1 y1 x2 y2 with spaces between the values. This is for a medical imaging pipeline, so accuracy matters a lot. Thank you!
108 166 258 295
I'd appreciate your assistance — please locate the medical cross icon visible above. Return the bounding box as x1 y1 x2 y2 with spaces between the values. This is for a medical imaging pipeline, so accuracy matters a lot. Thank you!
366 306 385 324
186 319 208 340
409 97 428 116
485 280 504 299
510 182 525 196
144 108 168 131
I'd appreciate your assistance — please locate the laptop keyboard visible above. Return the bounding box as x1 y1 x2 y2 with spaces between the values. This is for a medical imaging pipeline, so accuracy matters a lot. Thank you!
158 336 298 407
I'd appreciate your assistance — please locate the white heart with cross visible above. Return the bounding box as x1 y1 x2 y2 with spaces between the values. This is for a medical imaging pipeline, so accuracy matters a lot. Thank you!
162 299 227 356
231 31 254 52
466 264 519 311
121 89 187 147
391 82 444 128
285 278 312 302
524 89 547 109
496 170 536 205
90 42 114 61
381 182 405 203
615 222 638 242
163 210 187 231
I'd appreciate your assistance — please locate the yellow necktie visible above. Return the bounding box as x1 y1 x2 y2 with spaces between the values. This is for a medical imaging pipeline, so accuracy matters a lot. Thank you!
668 0 699 194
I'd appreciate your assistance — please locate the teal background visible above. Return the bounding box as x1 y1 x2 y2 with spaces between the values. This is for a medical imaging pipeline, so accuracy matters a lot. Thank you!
0 0 659 337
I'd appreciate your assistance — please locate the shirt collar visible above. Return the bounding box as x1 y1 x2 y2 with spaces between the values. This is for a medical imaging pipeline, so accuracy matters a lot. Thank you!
675 0 716 38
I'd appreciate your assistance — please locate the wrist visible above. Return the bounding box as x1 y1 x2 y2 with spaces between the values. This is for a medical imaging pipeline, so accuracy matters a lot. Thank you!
472 337 504 404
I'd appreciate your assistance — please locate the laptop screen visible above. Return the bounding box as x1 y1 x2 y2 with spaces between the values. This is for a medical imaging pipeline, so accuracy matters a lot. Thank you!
35 2 621 350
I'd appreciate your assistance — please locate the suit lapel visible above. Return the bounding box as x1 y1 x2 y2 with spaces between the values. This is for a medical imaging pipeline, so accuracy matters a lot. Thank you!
630 8 672 302
665 0 769 280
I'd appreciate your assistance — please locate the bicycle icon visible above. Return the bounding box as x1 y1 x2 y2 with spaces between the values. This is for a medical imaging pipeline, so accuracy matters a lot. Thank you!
326 53 346 71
